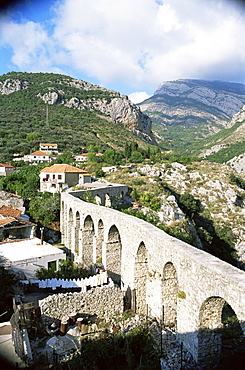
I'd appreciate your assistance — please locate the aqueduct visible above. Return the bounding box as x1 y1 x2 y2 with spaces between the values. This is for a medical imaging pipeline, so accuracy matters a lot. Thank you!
61 187 245 366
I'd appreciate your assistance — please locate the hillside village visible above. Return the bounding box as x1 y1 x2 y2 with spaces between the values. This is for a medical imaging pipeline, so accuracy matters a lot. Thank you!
0 75 245 369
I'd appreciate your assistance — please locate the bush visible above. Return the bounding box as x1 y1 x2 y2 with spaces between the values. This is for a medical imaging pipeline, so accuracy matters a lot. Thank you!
179 192 201 218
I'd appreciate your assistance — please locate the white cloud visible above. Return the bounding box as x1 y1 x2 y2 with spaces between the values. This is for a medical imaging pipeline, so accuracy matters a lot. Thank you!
128 91 151 104
0 0 244 92
52 0 245 87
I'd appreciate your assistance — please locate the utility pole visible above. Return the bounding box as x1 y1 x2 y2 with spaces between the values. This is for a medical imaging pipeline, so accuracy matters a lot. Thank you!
46 104 49 127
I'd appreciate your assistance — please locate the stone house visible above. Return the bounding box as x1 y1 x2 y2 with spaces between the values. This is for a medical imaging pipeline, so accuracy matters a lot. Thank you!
40 164 91 193
24 150 51 165
0 163 15 176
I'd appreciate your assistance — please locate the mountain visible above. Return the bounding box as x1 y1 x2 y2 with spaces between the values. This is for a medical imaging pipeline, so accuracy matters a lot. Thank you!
0 72 155 160
200 104 245 163
139 79 245 155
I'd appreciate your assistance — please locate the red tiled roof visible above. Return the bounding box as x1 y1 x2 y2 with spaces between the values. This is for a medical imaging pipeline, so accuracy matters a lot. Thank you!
0 205 22 218
0 218 15 227
0 163 14 168
30 150 49 156
40 143 57 147
40 164 88 173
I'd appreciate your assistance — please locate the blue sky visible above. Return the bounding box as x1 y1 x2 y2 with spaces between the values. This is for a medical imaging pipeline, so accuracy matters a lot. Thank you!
0 0 245 103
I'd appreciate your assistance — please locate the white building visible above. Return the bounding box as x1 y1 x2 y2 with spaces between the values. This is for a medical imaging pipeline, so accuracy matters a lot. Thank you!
75 153 88 162
40 164 91 193
39 143 58 155
0 163 15 176
0 238 66 279
24 150 51 165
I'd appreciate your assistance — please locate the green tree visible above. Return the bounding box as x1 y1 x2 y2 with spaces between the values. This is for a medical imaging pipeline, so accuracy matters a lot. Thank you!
29 192 61 228
0 164 44 199
54 152 74 164
26 131 40 142
179 192 201 218
103 148 123 165
130 151 143 163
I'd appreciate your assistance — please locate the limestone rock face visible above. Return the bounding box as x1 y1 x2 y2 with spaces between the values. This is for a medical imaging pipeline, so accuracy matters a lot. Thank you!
0 78 28 94
139 79 245 140
200 105 245 159
38 89 156 144
0 73 156 145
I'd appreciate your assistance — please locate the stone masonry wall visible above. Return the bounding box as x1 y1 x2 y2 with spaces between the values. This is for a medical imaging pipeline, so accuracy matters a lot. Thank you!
61 191 245 364
39 285 124 326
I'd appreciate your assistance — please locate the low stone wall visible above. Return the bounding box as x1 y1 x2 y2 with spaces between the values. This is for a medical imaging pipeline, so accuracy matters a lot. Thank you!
39 285 124 326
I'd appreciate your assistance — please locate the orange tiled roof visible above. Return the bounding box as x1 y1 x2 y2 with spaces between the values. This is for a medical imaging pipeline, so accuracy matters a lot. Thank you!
40 164 88 173
0 218 15 227
0 206 22 218
30 150 49 156
0 163 14 168
40 143 57 147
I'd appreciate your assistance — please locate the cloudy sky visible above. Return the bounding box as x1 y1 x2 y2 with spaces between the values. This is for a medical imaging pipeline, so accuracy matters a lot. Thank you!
0 0 245 103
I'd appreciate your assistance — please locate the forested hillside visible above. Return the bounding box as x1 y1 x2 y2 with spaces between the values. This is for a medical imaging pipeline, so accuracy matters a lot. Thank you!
0 72 154 162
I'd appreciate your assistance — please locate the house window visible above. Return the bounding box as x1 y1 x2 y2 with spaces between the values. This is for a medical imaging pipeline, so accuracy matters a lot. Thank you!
58 175 62 179
48 261 56 271
53 174 55 179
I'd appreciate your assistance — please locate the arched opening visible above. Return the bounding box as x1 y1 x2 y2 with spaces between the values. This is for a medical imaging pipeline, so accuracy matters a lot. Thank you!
82 215 95 267
68 208 74 258
161 262 178 330
198 297 243 367
106 225 121 284
95 195 102 205
105 193 111 207
75 211 80 255
133 242 148 315
96 219 104 263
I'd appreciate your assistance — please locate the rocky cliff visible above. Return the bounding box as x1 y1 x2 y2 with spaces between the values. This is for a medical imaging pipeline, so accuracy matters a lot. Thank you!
0 73 155 145
140 79 245 127
106 161 245 268
139 79 245 153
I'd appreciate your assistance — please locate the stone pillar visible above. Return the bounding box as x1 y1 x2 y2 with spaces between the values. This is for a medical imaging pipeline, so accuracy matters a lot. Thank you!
93 235 97 264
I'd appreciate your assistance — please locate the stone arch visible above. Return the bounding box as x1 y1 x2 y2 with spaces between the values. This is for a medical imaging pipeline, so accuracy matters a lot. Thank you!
106 225 121 284
95 194 102 205
133 242 148 315
161 262 178 329
198 297 243 367
74 211 80 255
105 193 111 207
82 215 95 266
96 219 104 263
68 208 74 257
